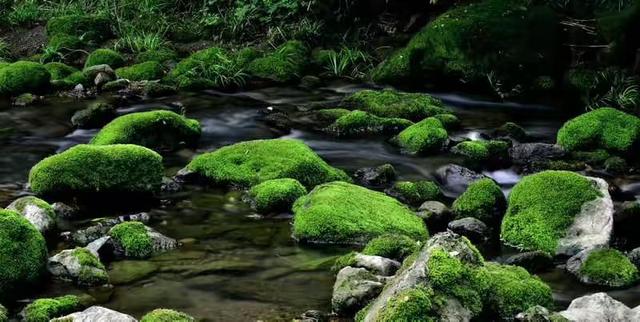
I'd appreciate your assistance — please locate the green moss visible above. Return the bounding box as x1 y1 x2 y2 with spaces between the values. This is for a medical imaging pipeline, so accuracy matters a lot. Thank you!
72 247 108 285
247 40 309 83
187 139 349 188
433 113 460 129
0 61 50 96
0 210 47 300
316 108 351 122
28 144 164 197
141 309 195 322
579 249 639 287
377 286 439 322
326 110 413 137
23 295 82 322
109 222 153 259
84 49 125 69
566 68 599 95
168 47 229 80
90 110 201 151
395 117 448 154
44 62 78 81
452 178 506 224
235 47 262 66
115 61 164 81
53 71 89 89
453 141 490 162
604 156 627 174
48 34 83 50
331 251 357 272
496 122 527 141
362 234 420 261
500 171 601 254
483 263 553 319
249 178 307 214
136 49 178 64
46 15 111 43
571 149 611 165
292 181 428 244
557 107 640 154
343 89 447 121
7 196 56 220
391 181 441 205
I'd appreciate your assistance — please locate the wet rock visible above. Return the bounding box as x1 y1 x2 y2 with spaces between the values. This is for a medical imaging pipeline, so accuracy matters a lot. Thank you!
353 164 396 188
12 93 43 107
160 177 182 194
628 247 640 268
263 112 293 133
332 267 384 315
353 253 400 276
51 306 137 322
447 217 490 244
108 260 158 285
102 79 130 92
144 82 177 97
300 75 322 88
516 305 565 322
83 64 115 81
52 202 79 219
566 248 638 288
48 247 109 286
71 102 117 129
559 292 640 321
494 122 528 142
6 196 56 234
69 213 150 245
434 164 487 197
417 201 453 232
510 143 565 166
505 251 553 273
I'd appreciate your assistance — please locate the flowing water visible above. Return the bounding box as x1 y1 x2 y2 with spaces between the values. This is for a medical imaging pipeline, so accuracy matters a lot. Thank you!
1 82 639 321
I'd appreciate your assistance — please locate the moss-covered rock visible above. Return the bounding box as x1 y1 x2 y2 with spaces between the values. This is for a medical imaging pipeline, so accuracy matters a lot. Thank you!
452 141 490 163
115 61 164 81
495 122 528 141
557 107 640 154
72 248 109 285
44 62 78 81
29 144 164 197
386 181 442 206
362 234 420 261
247 40 309 83
0 210 47 300
248 178 307 214
141 309 195 322
46 15 111 43
343 89 447 121
604 156 627 174
452 178 506 225
136 48 178 64
433 113 460 130
71 102 117 129
23 295 82 322
84 49 125 69
376 286 438 321
90 110 201 151
0 61 51 96
144 82 177 97
326 110 413 137
394 117 448 154
109 222 153 259
47 34 83 51
52 71 89 90
500 171 602 255
186 139 349 188
571 248 638 288
292 181 428 244
6 196 56 233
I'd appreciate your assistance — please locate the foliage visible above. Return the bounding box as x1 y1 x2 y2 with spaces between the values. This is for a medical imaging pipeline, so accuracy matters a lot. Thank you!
115 61 164 81
320 47 373 80
7 0 42 26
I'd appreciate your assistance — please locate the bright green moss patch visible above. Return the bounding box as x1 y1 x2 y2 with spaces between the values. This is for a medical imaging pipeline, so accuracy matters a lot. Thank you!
187 139 349 188
84 49 125 68
168 47 228 80
90 110 201 151
23 295 82 322
377 286 438 322
53 71 89 89
557 108 640 153
316 108 351 122
115 61 164 81
433 113 460 129
343 89 447 121
452 178 506 224
247 40 309 83
292 181 428 244
7 196 56 220
579 249 638 287
109 222 153 259
29 144 164 197
72 248 109 285
452 141 490 162
362 234 420 261
136 49 178 63
391 181 441 205
0 61 51 96
500 171 601 254
249 178 307 214
395 117 448 154
141 309 195 322
0 210 47 300
332 251 357 272
44 62 78 81
326 110 413 137
46 15 111 43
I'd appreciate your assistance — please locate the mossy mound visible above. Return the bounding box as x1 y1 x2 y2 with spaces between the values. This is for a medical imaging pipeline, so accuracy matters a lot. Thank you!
249 178 307 214
90 110 201 151
29 144 164 197
452 178 506 225
376 286 438 321
388 181 442 206
247 40 309 83
141 309 195 322
167 47 229 80
343 89 447 121
362 234 420 261
84 49 125 69
109 222 153 259
23 295 82 322
0 210 47 300
0 61 51 96
44 62 78 81
71 102 116 129
500 171 601 254
557 107 640 154
326 110 413 137
52 71 89 90
433 113 460 130
72 248 109 285
115 61 164 81
579 249 638 287
136 49 178 64
292 181 428 244
453 140 510 165
7 196 56 220
394 117 448 154
46 15 111 43
495 122 527 141
186 139 349 188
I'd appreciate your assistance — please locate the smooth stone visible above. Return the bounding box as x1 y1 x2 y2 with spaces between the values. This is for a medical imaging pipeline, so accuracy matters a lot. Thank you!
51 306 137 322
559 292 640 322
353 253 400 276
6 197 55 234
332 267 384 315
447 217 490 244
353 164 396 188
504 251 553 273
417 201 453 232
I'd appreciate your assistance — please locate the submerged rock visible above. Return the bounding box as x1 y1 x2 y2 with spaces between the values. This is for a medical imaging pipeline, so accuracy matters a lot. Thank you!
566 248 639 288
71 102 117 129
559 292 640 321
48 247 110 286
6 196 56 234
332 267 384 315
51 306 137 322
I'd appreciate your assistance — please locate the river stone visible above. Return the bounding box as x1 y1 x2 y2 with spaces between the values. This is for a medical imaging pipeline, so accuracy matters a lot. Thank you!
434 164 487 197
504 251 553 273
332 267 384 315
353 164 396 188
6 196 55 234
83 64 114 80
417 201 453 232
510 143 565 165
353 253 400 276
559 292 640 322
447 217 490 244
51 306 137 322
47 248 109 286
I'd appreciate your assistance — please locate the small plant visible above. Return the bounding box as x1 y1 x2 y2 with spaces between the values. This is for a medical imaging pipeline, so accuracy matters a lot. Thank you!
323 47 373 80
114 28 167 53
586 69 640 114
190 53 248 89
8 0 42 26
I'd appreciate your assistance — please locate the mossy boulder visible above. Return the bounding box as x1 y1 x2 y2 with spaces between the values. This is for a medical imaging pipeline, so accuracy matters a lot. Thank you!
44 62 78 81
84 49 125 69
500 171 606 255
326 110 413 137
343 89 447 121
71 102 117 129
136 49 178 64
495 122 528 141
557 107 640 154
115 61 164 81
108 222 177 259
185 139 349 188
6 196 56 233
0 61 51 96
29 144 164 197
141 309 195 322
568 248 638 288
375 286 438 321
247 40 309 83
362 234 420 261
433 113 460 130
292 181 428 244
248 178 307 214
386 180 442 206
452 178 506 225
394 117 448 154
90 110 201 151
22 295 83 322
52 71 89 90
0 210 47 300
452 140 510 165
46 15 111 43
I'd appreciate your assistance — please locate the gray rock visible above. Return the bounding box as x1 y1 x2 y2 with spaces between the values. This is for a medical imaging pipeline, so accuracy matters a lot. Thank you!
48 248 109 286
516 305 566 322
559 292 640 322
353 164 396 188
332 267 384 315
109 224 178 259
447 217 490 244
94 72 113 88
353 253 400 276
71 102 117 129
6 196 56 234
70 212 150 245
52 202 79 219
51 306 137 322
83 64 115 80
86 236 112 257
628 247 640 268
505 251 553 273
434 164 486 197
417 201 453 231
510 143 565 165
